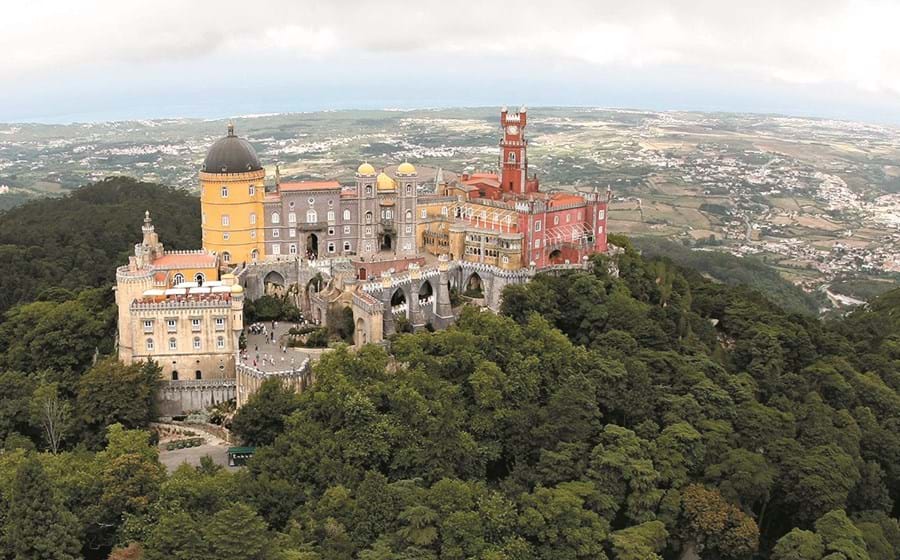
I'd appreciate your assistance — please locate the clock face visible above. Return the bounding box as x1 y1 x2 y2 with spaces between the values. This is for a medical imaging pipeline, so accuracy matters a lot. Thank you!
506 125 519 135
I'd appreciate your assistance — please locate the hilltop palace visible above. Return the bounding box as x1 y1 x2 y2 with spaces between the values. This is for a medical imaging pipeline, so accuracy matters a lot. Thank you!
116 107 611 413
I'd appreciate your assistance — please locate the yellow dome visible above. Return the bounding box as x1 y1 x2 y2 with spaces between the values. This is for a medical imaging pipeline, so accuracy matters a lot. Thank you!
376 172 395 191
397 162 416 175
357 162 376 176
230 284 244 294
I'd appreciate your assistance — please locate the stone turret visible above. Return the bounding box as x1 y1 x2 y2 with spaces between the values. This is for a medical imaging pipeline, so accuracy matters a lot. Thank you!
407 263 425 329
380 271 395 336
433 255 454 328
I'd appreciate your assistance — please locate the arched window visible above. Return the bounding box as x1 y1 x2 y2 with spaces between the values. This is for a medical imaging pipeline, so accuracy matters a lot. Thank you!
365 211 373 224
405 210 412 222
306 209 317 224
406 184 412 195
249 185 255 196
216 336 225 349
173 273 185 285
193 337 201 350
508 152 516 163
327 210 335 222
168 338 177 351
146 338 154 351
194 272 205 284
385 209 393 220
343 209 351 221
271 212 280 224
222 251 231 262
251 249 259 261
288 212 296 224
365 185 373 196
220 186 228 198
249 213 257 225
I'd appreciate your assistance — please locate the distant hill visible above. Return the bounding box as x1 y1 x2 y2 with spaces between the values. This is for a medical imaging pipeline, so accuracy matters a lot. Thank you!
0 176 200 314
633 236 825 315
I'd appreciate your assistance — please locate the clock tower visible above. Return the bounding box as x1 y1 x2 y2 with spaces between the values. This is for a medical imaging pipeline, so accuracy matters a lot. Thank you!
500 106 530 195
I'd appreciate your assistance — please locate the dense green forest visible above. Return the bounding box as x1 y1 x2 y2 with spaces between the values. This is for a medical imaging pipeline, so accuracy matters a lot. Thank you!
632 237 825 316
0 176 200 315
0 180 898 559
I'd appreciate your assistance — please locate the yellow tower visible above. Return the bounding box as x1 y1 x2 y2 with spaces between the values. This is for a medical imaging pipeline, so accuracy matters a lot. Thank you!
200 123 266 265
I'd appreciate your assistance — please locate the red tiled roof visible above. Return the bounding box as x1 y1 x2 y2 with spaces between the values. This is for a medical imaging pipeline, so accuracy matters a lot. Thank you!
279 181 341 191
152 253 218 268
549 193 584 206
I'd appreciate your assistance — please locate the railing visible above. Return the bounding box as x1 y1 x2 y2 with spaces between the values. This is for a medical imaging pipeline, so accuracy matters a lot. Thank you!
236 359 312 380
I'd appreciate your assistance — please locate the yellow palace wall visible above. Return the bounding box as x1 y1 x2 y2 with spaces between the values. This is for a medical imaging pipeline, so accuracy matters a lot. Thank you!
200 169 267 264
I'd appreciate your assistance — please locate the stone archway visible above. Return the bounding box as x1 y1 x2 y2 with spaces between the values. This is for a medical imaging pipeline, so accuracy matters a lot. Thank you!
306 233 319 259
419 279 434 310
548 249 564 264
464 272 483 298
355 317 367 347
391 288 408 317
381 233 393 251
264 271 286 296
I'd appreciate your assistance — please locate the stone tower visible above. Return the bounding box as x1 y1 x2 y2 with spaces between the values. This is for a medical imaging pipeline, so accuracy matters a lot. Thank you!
395 162 418 256
200 123 266 265
499 106 530 196
356 163 378 258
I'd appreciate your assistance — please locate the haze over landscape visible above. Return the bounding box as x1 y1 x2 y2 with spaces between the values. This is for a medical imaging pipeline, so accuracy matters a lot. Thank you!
3 0 900 124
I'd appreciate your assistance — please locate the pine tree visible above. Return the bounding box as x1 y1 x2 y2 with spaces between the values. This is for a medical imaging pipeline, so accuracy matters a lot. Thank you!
6 456 81 560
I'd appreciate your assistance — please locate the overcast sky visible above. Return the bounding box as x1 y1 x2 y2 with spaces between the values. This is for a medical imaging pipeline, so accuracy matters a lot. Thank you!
3 0 900 124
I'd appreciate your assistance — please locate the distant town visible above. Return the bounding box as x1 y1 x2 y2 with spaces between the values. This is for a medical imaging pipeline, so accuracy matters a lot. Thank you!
2 107 898 304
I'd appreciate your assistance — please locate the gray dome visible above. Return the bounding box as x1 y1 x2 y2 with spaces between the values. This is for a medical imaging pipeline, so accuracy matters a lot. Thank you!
201 123 263 174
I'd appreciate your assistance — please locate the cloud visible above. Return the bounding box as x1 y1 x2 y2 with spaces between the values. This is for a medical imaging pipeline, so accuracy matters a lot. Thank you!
2 0 899 119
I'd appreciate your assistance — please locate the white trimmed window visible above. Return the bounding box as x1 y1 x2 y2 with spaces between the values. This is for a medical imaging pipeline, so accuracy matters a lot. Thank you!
343 226 351 234
288 212 296 224
441 206 448 216
146 338 154 351
405 225 412 234
288 229 295 238
327 242 335 253
598 210 605 220
191 318 201 332
289 243 297 255
193 337 201 350
598 225 604 234
215 317 225 331
271 212 280 224
223 232 230 240
173 273 184 285
216 336 225 349
250 213 257 225
327 210 335 222
405 210 412 222
271 244 280 255
534 220 542 232
168 338 177 351
554 216 559 225
343 241 351 251
143 320 154 333
249 185 255 196
421 208 427 218
221 215 230 226
220 186 228 198
166 318 177 332
534 239 541 249
306 209 317 223
343 209 351 221
273 229 279 238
